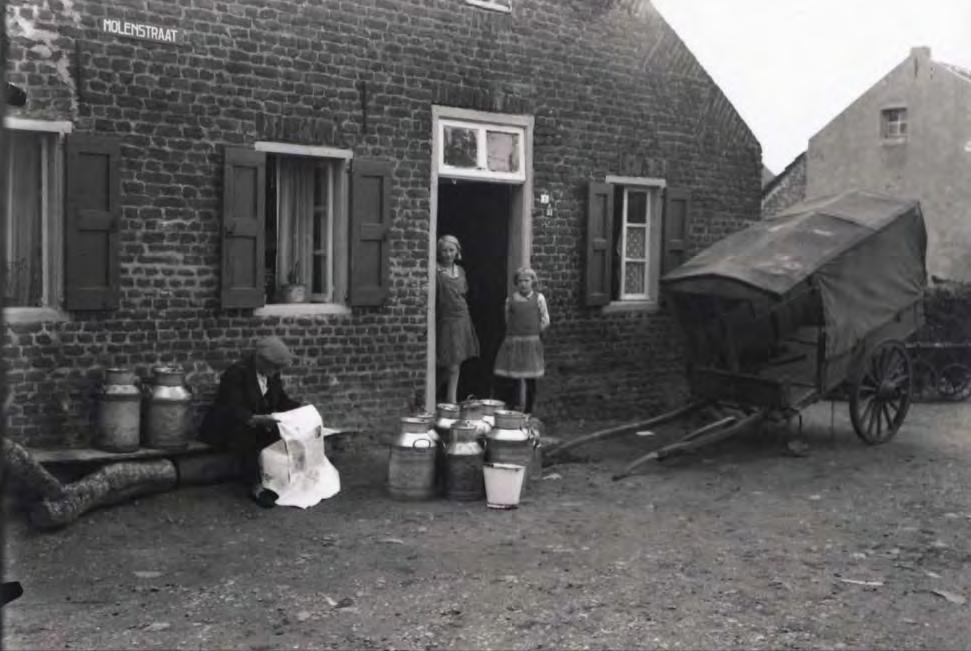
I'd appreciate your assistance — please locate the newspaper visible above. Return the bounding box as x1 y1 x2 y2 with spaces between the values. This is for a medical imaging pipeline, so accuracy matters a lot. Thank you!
258 405 341 509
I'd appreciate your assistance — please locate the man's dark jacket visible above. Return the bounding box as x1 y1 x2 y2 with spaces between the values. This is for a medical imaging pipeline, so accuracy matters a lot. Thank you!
199 354 300 453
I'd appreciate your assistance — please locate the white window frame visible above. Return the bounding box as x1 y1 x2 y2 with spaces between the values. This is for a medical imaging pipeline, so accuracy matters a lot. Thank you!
463 0 512 13
2 119 70 323
253 141 352 316
881 106 908 140
618 187 653 301
438 118 526 183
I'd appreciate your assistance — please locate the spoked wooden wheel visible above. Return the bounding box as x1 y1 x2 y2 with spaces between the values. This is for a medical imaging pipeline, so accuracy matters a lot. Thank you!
850 340 912 445
936 363 971 401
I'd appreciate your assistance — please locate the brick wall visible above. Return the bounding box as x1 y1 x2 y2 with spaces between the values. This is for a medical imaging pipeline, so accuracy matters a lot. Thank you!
761 152 806 218
4 0 761 447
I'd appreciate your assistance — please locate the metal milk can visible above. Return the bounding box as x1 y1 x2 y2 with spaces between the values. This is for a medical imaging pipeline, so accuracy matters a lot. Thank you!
485 409 535 488
444 420 485 501
142 366 193 450
434 403 460 440
476 398 506 428
433 403 460 495
459 399 493 441
387 416 438 501
95 368 141 452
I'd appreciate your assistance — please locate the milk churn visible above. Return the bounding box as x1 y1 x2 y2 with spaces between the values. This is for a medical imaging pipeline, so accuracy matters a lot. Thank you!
387 416 438 500
434 403 459 495
485 409 534 488
142 366 193 450
444 420 485 501
434 403 460 440
459 400 493 442
95 368 141 452
476 399 506 428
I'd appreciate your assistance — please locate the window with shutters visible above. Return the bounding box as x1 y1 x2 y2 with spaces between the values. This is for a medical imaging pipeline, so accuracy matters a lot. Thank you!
585 176 689 312
224 143 391 313
2 121 68 320
265 154 342 304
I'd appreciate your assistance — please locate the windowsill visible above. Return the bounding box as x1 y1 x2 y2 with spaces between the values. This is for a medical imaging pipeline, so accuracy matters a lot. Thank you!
601 300 660 315
463 0 512 12
881 137 907 146
3 307 70 324
253 303 352 317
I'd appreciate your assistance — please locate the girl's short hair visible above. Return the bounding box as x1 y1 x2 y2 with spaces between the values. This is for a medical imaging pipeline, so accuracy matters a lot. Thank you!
515 267 538 284
437 234 462 261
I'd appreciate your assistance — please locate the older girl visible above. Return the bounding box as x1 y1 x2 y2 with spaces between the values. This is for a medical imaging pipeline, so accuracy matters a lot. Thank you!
493 267 550 414
436 235 480 404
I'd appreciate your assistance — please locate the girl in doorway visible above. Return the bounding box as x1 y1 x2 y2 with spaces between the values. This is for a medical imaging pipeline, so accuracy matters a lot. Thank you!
494 267 550 414
436 235 480 404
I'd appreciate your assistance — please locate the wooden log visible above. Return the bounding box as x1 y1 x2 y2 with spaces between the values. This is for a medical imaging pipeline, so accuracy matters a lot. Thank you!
1 438 65 501
29 459 177 530
612 410 765 481
544 400 708 458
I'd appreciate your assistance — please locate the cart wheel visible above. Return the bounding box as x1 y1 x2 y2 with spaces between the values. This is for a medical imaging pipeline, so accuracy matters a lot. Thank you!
849 340 912 445
936 363 971 401
910 358 937 400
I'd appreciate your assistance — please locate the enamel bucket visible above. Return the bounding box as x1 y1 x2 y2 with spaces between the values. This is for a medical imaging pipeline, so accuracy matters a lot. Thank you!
483 462 526 510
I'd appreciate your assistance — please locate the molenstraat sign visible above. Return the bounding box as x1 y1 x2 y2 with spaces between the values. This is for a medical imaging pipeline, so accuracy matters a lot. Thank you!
101 18 178 44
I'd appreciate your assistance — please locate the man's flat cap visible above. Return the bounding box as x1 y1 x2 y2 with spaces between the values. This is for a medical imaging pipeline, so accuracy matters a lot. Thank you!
255 336 294 367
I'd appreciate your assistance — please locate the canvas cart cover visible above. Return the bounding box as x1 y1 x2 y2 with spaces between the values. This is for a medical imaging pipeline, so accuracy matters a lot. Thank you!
662 190 927 357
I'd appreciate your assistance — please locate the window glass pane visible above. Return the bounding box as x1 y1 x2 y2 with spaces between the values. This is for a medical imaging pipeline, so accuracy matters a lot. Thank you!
443 126 478 168
486 131 519 173
625 226 646 259
4 132 44 306
625 262 646 295
627 191 647 224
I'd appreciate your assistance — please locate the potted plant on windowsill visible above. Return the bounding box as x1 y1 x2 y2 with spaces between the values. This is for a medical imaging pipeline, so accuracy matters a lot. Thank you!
277 260 307 303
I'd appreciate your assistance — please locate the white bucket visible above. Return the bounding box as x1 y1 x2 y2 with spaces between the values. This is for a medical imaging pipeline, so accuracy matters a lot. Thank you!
483 462 526 509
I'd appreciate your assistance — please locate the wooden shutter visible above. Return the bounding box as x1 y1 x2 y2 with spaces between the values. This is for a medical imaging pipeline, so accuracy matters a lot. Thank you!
221 147 266 309
662 188 691 276
65 134 121 310
585 182 614 306
349 159 392 306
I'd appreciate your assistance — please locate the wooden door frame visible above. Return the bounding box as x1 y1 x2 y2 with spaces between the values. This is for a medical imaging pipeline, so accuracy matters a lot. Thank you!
426 106 534 412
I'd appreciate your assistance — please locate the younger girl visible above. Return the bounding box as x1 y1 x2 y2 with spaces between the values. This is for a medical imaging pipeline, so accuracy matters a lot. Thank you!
493 267 550 414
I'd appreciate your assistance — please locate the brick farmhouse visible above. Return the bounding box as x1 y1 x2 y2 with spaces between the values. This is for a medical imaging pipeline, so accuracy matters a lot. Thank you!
3 0 761 448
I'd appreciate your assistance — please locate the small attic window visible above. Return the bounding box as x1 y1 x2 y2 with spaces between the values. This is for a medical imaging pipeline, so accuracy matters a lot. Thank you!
881 107 908 140
464 0 512 12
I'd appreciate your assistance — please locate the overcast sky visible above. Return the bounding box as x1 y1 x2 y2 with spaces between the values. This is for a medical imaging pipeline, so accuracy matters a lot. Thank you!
651 0 971 174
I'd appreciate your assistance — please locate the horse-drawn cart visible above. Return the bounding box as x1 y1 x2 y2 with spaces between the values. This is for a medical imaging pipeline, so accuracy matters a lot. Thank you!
548 190 928 478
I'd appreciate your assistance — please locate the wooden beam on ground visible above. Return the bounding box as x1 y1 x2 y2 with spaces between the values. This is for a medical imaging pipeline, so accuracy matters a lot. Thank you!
544 400 709 458
612 410 765 481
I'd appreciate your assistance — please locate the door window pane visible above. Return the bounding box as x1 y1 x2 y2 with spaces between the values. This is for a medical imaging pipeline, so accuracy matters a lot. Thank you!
486 131 519 173
627 191 647 224
625 226 646 259
443 126 478 168
624 262 646 295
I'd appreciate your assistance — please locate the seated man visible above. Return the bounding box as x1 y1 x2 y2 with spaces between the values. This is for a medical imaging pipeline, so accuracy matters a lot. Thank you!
200 336 301 507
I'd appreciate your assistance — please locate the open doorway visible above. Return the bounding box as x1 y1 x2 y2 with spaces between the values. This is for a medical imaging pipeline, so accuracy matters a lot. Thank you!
436 179 512 401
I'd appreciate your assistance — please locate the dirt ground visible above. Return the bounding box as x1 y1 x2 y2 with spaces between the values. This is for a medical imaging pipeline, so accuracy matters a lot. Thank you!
3 400 971 650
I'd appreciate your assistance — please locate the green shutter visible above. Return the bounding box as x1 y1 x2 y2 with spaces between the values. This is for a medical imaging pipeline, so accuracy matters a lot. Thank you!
349 159 392 307
65 134 122 310
585 182 614 306
221 147 266 309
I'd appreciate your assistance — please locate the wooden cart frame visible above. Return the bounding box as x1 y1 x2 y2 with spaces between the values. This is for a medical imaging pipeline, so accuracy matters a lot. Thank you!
549 191 928 478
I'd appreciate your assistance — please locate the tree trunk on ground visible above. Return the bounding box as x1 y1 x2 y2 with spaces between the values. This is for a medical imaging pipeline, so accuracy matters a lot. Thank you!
30 459 177 530
1 438 66 501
